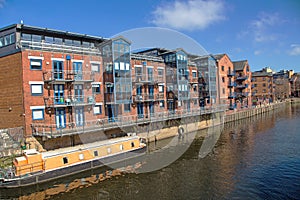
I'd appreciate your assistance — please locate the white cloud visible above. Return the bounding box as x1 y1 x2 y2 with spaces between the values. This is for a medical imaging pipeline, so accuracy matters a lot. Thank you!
151 0 226 31
239 12 284 43
289 44 300 56
0 0 5 8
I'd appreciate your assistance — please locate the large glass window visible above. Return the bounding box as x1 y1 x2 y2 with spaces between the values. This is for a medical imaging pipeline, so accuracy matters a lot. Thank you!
0 33 15 47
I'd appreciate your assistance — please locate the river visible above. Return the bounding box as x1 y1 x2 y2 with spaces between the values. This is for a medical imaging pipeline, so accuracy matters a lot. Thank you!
2 103 300 199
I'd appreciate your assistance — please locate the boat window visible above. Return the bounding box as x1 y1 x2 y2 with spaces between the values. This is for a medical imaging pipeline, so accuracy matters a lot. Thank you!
63 157 68 164
94 150 98 157
120 144 123 150
79 153 84 160
131 142 135 147
107 147 111 154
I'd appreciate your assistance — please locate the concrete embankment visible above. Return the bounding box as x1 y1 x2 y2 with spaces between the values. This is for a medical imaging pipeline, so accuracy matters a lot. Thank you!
141 99 299 143
225 101 284 123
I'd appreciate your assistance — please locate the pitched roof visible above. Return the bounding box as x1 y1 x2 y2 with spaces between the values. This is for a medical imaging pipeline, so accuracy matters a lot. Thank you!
213 54 226 61
252 71 272 77
233 60 248 71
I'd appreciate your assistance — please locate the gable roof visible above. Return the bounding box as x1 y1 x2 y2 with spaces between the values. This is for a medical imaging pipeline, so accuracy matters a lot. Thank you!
233 60 248 71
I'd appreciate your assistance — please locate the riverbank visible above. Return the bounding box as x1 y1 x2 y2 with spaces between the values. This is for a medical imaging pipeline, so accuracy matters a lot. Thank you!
141 98 300 143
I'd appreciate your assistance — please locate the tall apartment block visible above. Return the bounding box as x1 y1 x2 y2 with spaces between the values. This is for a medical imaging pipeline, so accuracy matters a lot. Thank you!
251 70 274 105
233 60 252 109
214 54 234 109
0 24 222 150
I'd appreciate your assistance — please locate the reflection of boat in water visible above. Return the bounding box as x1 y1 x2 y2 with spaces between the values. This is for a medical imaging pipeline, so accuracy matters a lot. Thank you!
0 136 146 189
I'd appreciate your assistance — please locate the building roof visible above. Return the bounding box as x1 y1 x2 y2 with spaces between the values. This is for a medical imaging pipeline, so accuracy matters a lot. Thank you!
252 71 272 77
233 60 248 71
213 54 226 61
1 23 107 42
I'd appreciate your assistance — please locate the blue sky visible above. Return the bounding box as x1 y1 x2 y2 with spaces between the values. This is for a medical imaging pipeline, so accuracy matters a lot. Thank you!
0 0 300 72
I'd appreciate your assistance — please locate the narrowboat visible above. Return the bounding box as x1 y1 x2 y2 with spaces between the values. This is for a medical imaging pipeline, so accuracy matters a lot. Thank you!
0 136 146 188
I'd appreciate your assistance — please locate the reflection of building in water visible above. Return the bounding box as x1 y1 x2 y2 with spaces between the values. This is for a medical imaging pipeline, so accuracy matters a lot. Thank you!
16 163 141 199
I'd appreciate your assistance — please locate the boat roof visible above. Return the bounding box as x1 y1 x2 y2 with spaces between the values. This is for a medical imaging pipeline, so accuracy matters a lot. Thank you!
42 136 140 158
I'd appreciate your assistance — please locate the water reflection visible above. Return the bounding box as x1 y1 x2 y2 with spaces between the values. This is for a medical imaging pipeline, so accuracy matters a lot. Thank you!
1 103 300 199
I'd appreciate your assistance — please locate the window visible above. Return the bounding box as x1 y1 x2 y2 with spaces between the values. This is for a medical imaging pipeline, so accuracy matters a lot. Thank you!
194 99 198 105
91 63 100 72
63 157 68 164
64 39 73 45
124 104 131 112
192 71 197 78
263 77 266 81
94 150 99 157
222 88 225 94
263 89 266 93
107 147 111 154
45 36 54 43
32 34 42 42
0 33 15 47
159 85 164 93
222 77 225 83
131 142 135 147
263 83 266 87
158 69 164 76
160 100 165 108
30 59 42 70
120 144 123 151
31 84 43 96
92 84 101 94
32 109 44 120
79 154 84 160
221 66 225 71
93 105 102 115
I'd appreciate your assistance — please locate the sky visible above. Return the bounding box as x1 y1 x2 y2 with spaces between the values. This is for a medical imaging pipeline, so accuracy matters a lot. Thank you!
0 0 300 72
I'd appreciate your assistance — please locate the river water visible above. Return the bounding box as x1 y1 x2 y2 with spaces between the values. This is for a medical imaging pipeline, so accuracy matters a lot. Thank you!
3 103 300 199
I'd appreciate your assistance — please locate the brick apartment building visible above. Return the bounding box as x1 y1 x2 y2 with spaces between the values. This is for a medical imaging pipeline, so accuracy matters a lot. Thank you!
0 24 222 149
291 73 300 97
233 60 252 109
273 70 294 100
214 54 235 109
251 70 274 105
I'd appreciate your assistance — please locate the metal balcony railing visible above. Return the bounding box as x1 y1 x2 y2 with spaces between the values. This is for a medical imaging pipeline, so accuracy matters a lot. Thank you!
134 93 155 102
236 84 248 88
156 93 165 100
44 95 95 107
20 40 101 55
228 82 235 87
43 70 95 83
227 70 235 77
31 105 227 137
189 77 198 83
132 74 163 83
236 75 248 81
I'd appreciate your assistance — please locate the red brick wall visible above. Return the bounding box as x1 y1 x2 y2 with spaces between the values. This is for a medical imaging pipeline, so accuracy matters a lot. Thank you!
0 52 25 130
217 54 234 106
21 50 105 136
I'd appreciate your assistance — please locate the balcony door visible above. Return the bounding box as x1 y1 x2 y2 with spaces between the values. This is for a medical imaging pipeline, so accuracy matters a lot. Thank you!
53 60 64 80
54 84 64 104
74 84 84 103
73 62 83 80
75 106 84 127
55 108 66 129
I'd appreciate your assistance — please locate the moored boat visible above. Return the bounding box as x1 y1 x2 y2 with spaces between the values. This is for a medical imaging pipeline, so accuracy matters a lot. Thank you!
0 136 146 188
